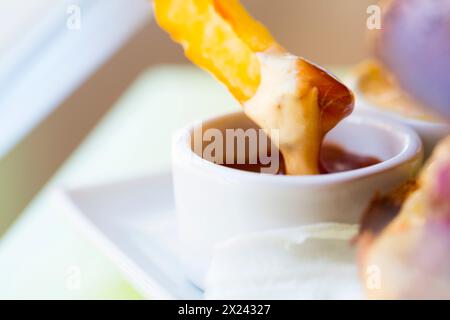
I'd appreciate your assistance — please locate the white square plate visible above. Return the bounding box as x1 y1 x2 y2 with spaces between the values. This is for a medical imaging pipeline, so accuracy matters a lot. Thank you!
53 172 203 300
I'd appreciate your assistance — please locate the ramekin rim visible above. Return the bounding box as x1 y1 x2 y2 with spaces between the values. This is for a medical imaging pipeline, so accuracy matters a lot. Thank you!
172 111 424 187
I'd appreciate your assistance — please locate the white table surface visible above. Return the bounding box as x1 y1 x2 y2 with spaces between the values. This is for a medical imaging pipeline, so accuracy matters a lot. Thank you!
0 64 346 299
0 65 236 299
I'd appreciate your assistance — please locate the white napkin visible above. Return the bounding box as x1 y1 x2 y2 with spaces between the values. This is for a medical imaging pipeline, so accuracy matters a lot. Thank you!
204 223 363 300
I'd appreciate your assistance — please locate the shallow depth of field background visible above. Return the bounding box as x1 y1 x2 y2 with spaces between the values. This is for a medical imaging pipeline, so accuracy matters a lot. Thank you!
0 0 377 298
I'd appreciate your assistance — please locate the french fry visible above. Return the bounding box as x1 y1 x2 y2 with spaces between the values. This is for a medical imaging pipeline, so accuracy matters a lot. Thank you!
154 0 354 175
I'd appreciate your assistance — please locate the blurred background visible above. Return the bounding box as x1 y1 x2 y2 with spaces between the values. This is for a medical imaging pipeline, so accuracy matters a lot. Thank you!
0 0 377 299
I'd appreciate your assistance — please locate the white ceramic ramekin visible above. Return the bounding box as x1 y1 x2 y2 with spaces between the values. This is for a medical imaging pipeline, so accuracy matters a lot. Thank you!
172 111 423 288
350 78 450 157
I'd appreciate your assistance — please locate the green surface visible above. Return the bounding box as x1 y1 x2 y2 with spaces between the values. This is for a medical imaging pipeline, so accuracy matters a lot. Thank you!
0 65 235 299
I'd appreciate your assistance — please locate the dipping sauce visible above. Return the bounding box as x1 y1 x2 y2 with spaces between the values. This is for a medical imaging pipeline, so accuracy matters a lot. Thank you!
319 143 381 174
221 143 381 175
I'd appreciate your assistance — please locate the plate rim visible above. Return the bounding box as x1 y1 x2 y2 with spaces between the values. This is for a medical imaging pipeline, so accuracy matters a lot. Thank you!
51 173 182 300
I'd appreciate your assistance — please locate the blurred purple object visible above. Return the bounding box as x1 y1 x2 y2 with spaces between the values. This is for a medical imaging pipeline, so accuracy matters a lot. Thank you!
432 163 450 209
375 0 450 118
